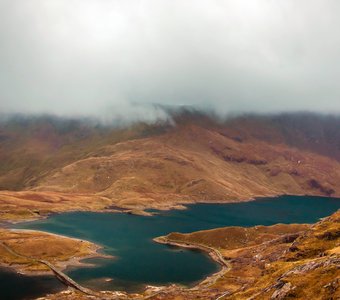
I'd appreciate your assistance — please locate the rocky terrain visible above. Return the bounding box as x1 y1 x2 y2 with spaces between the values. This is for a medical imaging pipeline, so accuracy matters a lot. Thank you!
0 111 339 299
149 209 340 300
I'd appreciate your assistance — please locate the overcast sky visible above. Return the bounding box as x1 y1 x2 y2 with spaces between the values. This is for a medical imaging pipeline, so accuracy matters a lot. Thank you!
0 0 340 121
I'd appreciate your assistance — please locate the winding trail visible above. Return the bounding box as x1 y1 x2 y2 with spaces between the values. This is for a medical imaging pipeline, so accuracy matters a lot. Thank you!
0 241 98 296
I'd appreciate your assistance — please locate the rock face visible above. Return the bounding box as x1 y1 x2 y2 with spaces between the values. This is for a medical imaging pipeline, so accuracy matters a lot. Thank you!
271 282 294 299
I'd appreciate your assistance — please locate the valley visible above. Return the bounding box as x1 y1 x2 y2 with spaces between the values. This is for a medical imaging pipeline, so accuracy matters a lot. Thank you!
0 112 339 299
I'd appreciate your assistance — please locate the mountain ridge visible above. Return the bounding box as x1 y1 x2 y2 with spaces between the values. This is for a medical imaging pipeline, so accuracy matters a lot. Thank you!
0 112 339 220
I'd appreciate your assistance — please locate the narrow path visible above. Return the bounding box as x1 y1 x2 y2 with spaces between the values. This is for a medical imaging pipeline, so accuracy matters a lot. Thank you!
1 238 233 300
0 241 98 296
38 259 97 295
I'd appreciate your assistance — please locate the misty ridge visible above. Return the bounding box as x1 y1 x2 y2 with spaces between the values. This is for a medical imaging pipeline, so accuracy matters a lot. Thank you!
1 108 339 159
1 106 340 129
1 0 340 161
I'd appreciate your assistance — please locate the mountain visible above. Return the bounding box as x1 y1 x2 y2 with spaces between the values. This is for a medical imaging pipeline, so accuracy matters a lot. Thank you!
0 112 339 220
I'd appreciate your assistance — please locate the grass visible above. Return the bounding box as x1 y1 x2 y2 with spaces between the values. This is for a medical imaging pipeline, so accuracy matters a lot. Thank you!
0 228 100 273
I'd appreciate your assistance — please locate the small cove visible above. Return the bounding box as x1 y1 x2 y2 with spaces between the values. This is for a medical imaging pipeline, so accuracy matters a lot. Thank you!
8 195 340 298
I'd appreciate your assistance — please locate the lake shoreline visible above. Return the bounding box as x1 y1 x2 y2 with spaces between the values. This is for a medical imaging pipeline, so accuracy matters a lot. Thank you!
2 192 339 226
0 228 113 277
153 236 231 289
1 194 339 299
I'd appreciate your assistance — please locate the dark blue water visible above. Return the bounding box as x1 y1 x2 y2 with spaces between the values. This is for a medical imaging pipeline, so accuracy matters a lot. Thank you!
12 195 340 295
0 267 63 300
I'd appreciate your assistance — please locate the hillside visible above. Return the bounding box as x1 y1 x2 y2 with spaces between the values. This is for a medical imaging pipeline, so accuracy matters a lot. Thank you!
152 210 340 300
0 112 339 220
0 228 103 274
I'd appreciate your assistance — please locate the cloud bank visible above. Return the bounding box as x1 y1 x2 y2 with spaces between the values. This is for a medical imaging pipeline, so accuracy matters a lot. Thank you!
0 0 340 120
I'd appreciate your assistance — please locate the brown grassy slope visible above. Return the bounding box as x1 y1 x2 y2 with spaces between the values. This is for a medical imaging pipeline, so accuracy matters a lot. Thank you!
166 223 310 250
0 228 101 274
150 210 340 300
32 124 340 210
0 113 339 216
229 210 340 300
0 117 167 190
0 190 112 221
220 113 340 161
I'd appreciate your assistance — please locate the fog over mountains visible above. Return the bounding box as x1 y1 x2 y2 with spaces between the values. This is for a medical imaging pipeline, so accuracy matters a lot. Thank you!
1 0 340 121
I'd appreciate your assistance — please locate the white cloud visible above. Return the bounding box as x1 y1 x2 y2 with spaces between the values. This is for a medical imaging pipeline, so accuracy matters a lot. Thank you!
0 0 339 119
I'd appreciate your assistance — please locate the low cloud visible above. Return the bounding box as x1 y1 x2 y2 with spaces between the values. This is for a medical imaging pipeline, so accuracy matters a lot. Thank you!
0 0 340 121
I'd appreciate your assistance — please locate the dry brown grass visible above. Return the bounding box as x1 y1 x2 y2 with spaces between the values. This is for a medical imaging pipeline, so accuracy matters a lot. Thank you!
0 119 339 221
0 228 101 273
149 210 340 300
0 190 113 221
22 125 340 213
167 223 309 250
